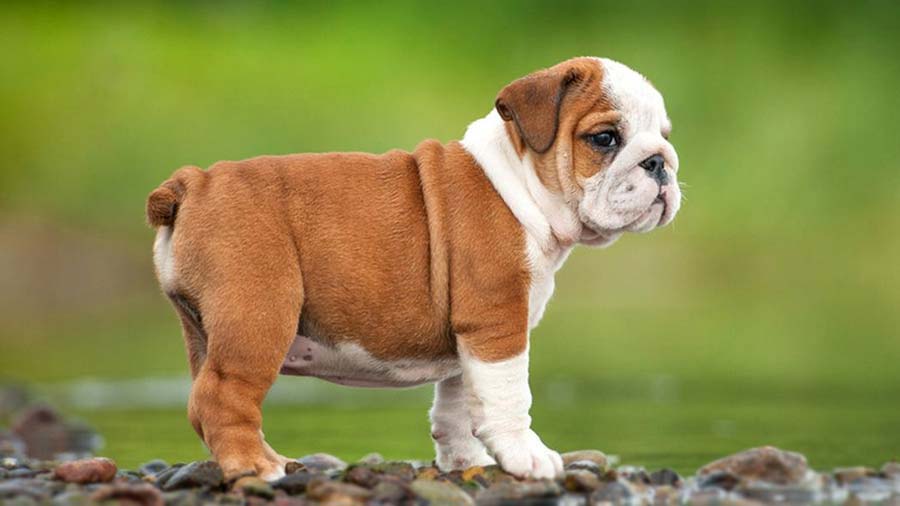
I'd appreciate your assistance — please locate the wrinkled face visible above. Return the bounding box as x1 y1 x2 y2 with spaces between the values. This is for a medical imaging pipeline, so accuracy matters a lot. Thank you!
496 57 680 237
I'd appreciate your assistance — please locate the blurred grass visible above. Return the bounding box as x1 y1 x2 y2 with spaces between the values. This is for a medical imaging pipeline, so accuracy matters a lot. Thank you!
1 1 899 470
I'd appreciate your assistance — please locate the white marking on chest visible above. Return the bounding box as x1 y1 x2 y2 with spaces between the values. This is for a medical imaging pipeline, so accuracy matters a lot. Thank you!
280 334 460 387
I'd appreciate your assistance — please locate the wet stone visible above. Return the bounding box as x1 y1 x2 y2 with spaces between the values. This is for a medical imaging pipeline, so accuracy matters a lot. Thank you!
561 450 608 470
698 446 809 485
649 468 682 487
409 479 474 506
53 457 117 484
161 460 224 491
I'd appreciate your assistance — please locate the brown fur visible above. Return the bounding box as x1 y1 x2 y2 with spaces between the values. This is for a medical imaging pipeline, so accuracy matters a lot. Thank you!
147 57 617 480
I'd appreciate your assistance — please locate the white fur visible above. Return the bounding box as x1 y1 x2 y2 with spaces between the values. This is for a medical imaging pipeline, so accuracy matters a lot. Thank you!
152 226 176 290
458 345 563 479
429 375 496 471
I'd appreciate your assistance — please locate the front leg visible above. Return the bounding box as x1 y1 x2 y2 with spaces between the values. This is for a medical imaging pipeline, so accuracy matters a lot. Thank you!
458 337 563 480
430 375 496 471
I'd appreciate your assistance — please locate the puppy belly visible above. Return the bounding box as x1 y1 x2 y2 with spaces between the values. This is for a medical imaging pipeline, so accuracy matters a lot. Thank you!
280 334 460 387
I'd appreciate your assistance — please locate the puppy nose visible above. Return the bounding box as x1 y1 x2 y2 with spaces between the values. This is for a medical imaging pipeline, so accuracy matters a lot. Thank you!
639 154 668 184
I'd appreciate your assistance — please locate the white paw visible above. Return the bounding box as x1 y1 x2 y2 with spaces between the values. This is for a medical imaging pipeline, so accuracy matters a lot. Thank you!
435 437 497 471
487 429 563 480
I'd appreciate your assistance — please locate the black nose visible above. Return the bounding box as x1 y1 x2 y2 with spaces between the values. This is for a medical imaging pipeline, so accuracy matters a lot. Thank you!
639 154 668 184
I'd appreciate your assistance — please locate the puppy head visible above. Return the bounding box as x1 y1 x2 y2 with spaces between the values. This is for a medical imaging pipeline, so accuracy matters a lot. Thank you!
495 57 680 240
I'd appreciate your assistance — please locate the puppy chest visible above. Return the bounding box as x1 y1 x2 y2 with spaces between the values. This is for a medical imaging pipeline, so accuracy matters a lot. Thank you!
280 334 460 387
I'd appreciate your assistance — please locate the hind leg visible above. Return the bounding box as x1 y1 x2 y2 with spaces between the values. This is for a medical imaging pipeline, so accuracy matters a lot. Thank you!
187 264 302 481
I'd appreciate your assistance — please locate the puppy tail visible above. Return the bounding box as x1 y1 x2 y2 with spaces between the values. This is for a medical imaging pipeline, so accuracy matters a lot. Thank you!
146 166 199 228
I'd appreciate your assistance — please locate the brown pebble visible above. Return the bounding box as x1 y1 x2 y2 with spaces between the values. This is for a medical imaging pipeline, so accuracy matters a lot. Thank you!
90 483 163 506
53 457 117 484
461 466 484 482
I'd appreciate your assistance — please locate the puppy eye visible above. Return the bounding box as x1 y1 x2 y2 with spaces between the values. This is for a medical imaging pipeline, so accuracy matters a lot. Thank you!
589 130 619 150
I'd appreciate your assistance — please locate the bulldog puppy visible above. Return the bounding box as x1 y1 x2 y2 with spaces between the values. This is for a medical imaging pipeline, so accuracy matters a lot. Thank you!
147 56 680 481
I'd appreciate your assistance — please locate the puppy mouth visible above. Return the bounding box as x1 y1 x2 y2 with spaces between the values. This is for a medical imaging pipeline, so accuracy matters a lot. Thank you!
654 189 669 226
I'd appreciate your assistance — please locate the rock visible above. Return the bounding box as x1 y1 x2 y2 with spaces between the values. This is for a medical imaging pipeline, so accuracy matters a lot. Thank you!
8 468 37 479
234 476 275 499
736 482 817 503
161 461 224 491
461 466 485 482
53 457 117 484
649 468 682 487
697 470 741 491
618 466 651 485
566 459 602 474
138 459 169 476
272 470 314 495
589 480 633 504
368 461 417 481
371 479 411 504
90 483 164 506
345 465 379 488
153 464 183 488
358 452 385 465
296 453 348 473
161 490 200 506
698 446 809 485
306 478 372 503
564 469 602 492
416 466 441 480
653 485 680 505
11 405 70 460
561 450 608 470
883 461 900 478
409 479 474 506
51 491 90 506
834 466 876 484
478 481 563 504
0 479 52 501
480 465 517 484
284 461 305 474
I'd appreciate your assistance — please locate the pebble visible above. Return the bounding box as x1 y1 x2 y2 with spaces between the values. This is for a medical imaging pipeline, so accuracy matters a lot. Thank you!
52 458 117 484
589 480 633 504
160 461 224 491
89 483 164 506
698 446 808 485
272 470 314 495
296 453 348 473
561 450 609 470
138 459 170 477
234 476 275 499
649 467 682 487
563 469 602 492
409 479 474 506
306 478 372 503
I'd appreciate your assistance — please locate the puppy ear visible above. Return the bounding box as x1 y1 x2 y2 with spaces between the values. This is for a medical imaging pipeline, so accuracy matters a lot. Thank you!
495 66 583 153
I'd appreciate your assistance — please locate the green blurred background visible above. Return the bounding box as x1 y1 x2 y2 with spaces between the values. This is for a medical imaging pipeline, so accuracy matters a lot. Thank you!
1 1 898 473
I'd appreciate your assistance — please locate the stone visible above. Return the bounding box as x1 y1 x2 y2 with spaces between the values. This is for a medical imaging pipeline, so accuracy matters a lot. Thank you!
90 483 164 506
653 485 680 505
138 459 169 476
566 459 602 474
478 481 563 504
344 465 379 488
416 466 441 480
371 479 411 504
153 464 182 488
10 405 99 460
589 480 633 504
297 453 348 473
284 461 306 474
51 491 90 506
53 457 117 484
161 461 224 490
834 466 876 484
561 450 608 470
306 478 372 503
368 461 417 481
883 461 900 478
357 452 384 465
564 469 602 492
161 490 200 506
461 466 484 482
649 468 682 487
698 446 808 485
409 479 474 506
0 479 52 501
736 483 817 503
234 476 276 499
272 470 314 495
697 470 741 491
